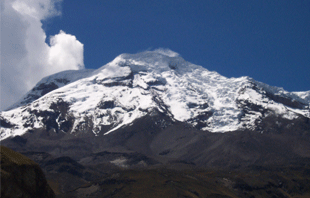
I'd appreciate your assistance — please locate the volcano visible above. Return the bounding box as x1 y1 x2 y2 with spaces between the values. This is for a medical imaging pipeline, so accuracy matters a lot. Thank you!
1 49 310 169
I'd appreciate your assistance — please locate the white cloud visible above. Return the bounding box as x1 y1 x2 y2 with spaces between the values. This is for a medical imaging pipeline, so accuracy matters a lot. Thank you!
48 30 84 72
1 0 84 110
12 0 61 19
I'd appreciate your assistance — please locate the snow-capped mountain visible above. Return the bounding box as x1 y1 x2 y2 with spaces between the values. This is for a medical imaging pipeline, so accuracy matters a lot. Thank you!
1 49 310 141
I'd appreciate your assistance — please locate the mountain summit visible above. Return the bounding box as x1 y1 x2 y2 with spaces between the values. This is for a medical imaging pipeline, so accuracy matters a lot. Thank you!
1 49 309 140
1 49 310 171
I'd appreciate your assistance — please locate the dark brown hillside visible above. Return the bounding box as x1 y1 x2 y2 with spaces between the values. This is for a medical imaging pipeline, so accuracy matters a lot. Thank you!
0 145 55 198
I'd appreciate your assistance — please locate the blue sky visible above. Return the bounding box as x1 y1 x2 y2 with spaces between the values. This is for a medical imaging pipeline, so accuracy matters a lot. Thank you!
43 0 310 91
1 0 310 110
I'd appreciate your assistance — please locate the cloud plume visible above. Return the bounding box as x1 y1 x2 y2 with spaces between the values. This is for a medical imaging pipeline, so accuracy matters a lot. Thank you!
1 0 84 110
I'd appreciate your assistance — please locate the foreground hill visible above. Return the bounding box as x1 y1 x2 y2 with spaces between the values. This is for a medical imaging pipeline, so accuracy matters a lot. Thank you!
0 146 55 198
